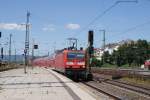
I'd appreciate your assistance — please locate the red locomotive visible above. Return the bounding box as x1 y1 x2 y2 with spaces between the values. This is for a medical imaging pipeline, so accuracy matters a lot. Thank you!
54 49 86 79
32 57 55 67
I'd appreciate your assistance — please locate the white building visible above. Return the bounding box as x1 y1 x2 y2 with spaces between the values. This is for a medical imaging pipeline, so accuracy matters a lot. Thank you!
94 39 133 60
94 48 104 60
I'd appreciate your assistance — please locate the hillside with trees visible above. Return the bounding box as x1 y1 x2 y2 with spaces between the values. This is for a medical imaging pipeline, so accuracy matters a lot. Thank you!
93 39 150 68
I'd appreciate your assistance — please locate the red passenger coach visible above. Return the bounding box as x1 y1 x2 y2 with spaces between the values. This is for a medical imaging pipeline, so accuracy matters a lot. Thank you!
54 49 86 79
32 57 55 67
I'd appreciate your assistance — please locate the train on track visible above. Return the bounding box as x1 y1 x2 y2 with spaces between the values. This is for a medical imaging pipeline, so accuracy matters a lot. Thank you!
32 49 90 80
32 31 95 80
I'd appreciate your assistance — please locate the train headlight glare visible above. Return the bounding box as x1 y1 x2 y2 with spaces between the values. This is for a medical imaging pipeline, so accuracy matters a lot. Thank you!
66 62 74 65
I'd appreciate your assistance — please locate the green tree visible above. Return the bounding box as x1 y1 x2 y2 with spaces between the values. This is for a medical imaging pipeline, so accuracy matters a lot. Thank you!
102 39 150 67
91 57 102 67
134 39 149 66
103 51 111 63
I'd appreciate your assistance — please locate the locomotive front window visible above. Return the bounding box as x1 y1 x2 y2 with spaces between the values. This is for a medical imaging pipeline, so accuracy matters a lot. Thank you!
67 53 76 59
76 53 84 59
67 53 84 59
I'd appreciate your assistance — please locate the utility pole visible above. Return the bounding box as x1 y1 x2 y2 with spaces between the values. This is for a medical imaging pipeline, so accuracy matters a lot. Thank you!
100 30 105 65
99 30 105 50
9 34 12 64
48 52 49 56
31 39 34 69
32 39 34 60
53 42 56 53
0 32 3 61
24 11 30 73
14 49 16 63
1 47 3 60
4 42 8 60
103 30 105 50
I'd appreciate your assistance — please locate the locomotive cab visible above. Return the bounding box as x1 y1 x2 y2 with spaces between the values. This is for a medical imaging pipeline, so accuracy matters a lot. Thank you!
63 50 86 80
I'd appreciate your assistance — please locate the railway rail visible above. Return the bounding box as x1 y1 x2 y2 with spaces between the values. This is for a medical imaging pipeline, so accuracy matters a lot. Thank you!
105 80 150 96
52 66 150 99
82 81 121 100
80 77 150 100
93 73 150 98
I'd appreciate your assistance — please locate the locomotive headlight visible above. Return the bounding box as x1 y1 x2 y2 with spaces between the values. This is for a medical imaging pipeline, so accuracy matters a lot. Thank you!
82 66 85 68
66 62 74 65
77 62 85 65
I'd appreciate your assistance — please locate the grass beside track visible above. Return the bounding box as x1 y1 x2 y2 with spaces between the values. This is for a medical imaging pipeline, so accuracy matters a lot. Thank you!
92 67 150 89
98 63 141 69
120 77 150 88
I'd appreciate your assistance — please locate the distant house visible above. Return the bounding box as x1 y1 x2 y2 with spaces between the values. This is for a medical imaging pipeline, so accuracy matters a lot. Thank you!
94 39 133 60
94 44 119 60
105 43 119 54
94 48 103 60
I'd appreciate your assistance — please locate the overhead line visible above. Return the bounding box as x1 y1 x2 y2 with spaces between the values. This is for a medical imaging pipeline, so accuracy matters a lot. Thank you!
79 2 119 32
73 0 138 37
121 20 150 34
111 19 150 37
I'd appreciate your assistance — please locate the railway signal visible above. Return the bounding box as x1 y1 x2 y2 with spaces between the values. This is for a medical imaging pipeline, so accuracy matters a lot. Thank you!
86 30 94 80
88 30 93 46
88 30 94 56
34 45 38 49
88 46 94 55
0 32 2 59
0 32 1 38
1 47 3 59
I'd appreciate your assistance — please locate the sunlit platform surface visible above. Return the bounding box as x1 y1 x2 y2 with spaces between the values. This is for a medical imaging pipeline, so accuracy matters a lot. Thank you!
0 67 95 100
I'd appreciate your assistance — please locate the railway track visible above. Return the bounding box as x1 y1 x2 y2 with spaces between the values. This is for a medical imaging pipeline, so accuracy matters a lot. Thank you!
82 81 121 100
82 79 150 100
114 80 150 91
93 73 150 97
104 80 150 96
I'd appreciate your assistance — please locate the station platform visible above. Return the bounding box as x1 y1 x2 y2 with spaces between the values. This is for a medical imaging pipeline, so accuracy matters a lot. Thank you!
0 67 96 100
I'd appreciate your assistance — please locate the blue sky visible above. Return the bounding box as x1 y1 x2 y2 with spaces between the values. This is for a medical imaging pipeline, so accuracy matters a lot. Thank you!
0 0 150 56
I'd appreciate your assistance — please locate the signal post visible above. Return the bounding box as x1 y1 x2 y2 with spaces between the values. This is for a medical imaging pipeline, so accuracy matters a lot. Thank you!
85 30 94 80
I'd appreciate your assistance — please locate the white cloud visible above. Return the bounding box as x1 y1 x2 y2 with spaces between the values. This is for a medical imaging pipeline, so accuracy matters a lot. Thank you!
66 23 80 30
42 24 55 32
0 23 26 31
